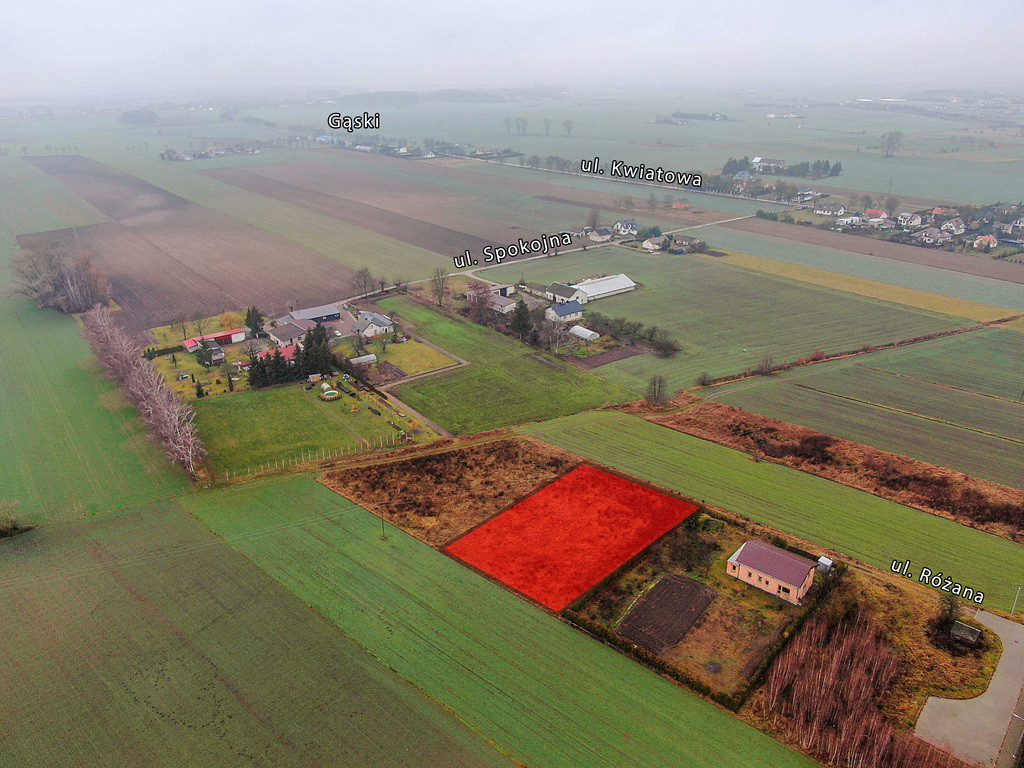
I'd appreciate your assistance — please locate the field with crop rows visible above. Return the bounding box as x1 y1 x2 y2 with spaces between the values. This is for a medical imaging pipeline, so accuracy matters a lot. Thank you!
484 246 970 391
0 501 512 768
379 297 635 432
518 411 1024 611
185 475 816 768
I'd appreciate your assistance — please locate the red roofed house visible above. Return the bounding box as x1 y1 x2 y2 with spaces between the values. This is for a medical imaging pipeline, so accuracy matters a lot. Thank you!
932 207 959 217
259 343 299 362
183 328 247 352
727 540 818 604
973 234 999 251
864 209 887 219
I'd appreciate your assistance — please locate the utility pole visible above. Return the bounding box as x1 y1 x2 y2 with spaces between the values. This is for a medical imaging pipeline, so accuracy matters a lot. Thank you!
1012 585 1022 617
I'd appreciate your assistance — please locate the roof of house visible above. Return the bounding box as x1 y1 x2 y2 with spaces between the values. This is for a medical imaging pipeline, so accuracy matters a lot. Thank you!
354 310 393 332
865 209 887 218
594 228 612 236
575 274 638 298
617 218 638 227
816 203 845 212
729 540 817 587
521 281 548 293
270 322 307 342
488 295 517 309
548 300 584 317
549 282 582 300
260 343 299 361
285 304 340 321
644 235 669 245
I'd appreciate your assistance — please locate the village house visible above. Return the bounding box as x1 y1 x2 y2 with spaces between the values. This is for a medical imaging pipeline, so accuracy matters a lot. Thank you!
545 300 584 323
940 217 966 235
814 202 847 216
613 219 638 236
258 343 299 362
642 235 669 251
727 540 817 605
932 206 959 218
897 212 923 227
589 228 613 243
268 322 309 347
864 208 888 219
546 282 589 304
354 310 394 338
669 235 704 254
837 214 862 226
750 157 786 173
913 227 953 246
487 294 518 314
973 234 1000 251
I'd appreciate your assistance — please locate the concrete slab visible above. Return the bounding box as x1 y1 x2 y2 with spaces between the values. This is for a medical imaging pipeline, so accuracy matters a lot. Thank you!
915 611 1024 767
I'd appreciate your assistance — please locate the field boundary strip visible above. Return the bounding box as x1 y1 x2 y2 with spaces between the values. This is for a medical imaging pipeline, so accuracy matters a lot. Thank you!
791 382 1024 445
860 365 1024 406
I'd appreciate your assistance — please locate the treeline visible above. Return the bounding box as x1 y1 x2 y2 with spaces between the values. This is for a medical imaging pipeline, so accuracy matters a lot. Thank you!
247 325 338 389
723 156 842 178
82 306 205 478
758 607 969 768
585 311 681 357
11 245 108 313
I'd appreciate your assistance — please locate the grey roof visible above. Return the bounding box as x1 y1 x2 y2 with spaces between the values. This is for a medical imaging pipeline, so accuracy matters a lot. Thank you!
488 295 517 308
549 300 584 317
270 322 307 343
354 310 393 333
729 540 816 587
286 304 340 321
548 282 580 300
594 228 612 236
673 234 702 244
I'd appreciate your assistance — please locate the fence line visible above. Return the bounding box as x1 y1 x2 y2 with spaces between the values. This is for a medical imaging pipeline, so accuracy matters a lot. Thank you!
223 432 409 482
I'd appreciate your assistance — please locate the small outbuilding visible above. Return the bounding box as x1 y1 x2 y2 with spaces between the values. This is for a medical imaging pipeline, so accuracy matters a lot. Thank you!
569 325 599 342
349 353 378 366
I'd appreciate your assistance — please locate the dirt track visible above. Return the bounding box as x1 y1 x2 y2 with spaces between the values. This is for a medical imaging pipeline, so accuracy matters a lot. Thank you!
22 156 355 329
722 217 1024 284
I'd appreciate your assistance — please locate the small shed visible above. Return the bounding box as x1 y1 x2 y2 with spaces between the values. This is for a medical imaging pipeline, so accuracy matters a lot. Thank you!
569 325 599 342
950 620 982 646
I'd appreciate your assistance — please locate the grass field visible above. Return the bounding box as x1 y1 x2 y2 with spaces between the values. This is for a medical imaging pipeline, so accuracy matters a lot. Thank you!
445 465 698 610
0 501 514 767
483 246 970 391
184 475 817 768
0 216 187 526
378 296 635 432
192 382 422 476
518 411 1024 611
704 327 1024 489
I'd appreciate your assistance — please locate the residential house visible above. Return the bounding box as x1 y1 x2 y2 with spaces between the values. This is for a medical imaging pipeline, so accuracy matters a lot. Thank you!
913 227 953 246
487 294 518 314
973 234 999 251
669 235 704 254
837 215 863 226
897 212 923 227
932 206 960 218
751 157 786 173
259 343 299 362
642 235 669 251
547 282 589 304
613 219 639 236
574 274 638 301
864 208 888 219
545 300 584 323
268 322 308 347
519 281 550 298
940 217 965 235
733 170 753 181
589 228 613 243
354 310 394 338
727 540 817 605
814 202 847 216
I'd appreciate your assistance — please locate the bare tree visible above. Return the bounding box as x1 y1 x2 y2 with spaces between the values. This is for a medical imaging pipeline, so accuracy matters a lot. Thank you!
543 119 552 136
430 267 450 307
562 119 574 138
880 130 905 158
350 266 375 297
191 313 209 339
467 281 492 322
503 117 512 134
392 275 407 292
587 207 600 229
645 375 669 405
10 243 107 313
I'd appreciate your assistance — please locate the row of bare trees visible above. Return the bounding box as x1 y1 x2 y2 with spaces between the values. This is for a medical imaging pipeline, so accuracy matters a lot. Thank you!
82 306 206 478
758 609 968 768
11 244 107 313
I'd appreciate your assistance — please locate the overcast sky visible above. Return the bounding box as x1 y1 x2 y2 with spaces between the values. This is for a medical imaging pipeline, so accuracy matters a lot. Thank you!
4 0 1023 101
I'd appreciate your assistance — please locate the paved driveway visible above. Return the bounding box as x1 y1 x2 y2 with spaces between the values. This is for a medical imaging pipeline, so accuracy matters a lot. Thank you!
915 611 1024 767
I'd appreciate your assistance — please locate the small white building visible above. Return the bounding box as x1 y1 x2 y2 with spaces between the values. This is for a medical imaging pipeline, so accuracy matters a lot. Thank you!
354 310 393 338
569 325 599 342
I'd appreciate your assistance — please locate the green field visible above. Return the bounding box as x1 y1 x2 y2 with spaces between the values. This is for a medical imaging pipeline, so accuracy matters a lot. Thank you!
518 411 1024 611
379 296 635 432
192 382 420 476
483 246 970 391
0 196 187 525
184 475 817 768
0 501 513 767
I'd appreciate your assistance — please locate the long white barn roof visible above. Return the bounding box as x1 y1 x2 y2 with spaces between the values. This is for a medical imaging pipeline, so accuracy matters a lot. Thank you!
575 274 637 298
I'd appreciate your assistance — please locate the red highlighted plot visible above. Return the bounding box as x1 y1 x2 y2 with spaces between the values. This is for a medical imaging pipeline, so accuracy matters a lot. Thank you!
445 465 698 610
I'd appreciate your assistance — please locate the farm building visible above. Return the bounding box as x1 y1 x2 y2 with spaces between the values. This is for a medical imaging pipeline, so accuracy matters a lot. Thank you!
569 325 599 342
727 540 817 604
487 295 518 314
492 284 516 297
189 339 225 364
349 353 378 366
590 228 613 243
574 274 638 301
277 304 342 324
545 300 584 323
183 328 247 352
354 310 394 338
268 322 309 347
547 282 589 304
